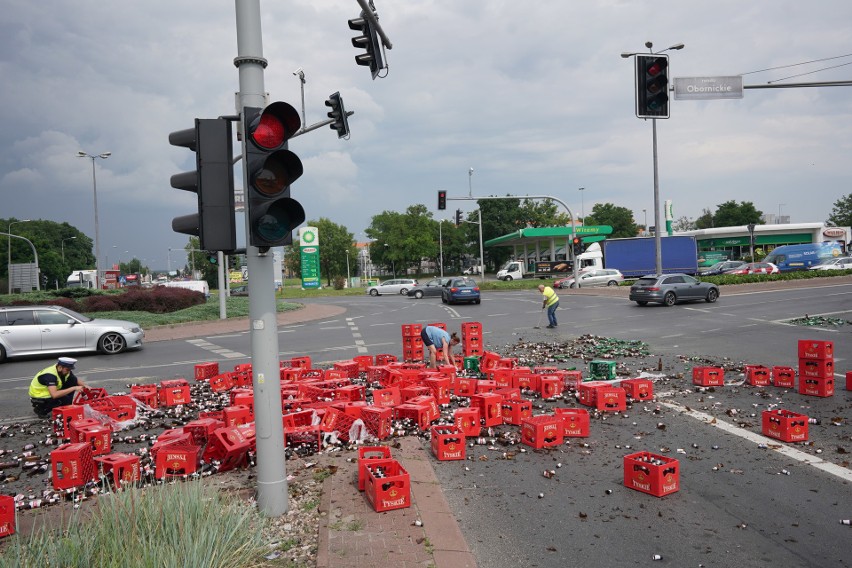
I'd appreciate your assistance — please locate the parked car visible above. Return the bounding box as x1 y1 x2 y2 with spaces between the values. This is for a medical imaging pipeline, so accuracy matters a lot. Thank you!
699 260 746 276
629 273 719 306
462 266 481 275
230 285 249 296
0 305 144 363
441 277 481 305
407 277 452 299
366 278 418 296
809 257 852 271
554 269 624 289
723 262 779 275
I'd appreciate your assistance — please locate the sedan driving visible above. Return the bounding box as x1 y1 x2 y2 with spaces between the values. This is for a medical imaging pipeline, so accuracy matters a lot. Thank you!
407 277 452 299
441 277 481 305
366 278 418 296
723 262 779 275
554 269 624 289
629 273 719 306
699 260 746 276
809 257 852 270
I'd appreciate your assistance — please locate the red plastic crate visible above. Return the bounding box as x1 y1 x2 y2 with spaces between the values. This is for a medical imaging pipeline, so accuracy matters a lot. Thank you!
799 376 834 397
407 395 440 423
475 380 498 394
561 370 583 390
539 376 564 399
222 405 253 427
209 373 235 393
51 442 97 490
154 442 201 479
234 363 253 374
423 377 451 405
623 452 680 497
73 387 107 405
512 373 540 393
430 426 466 461
94 453 140 486
364 458 411 512
577 381 611 407
78 424 112 456
194 362 219 381
230 388 254 408
521 415 564 449
334 385 366 402
692 366 724 387
799 358 834 379
68 418 101 443
393 403 433 430
372 386 401 408
52 405 84 438
454 377 476 397
401 385 432 401
353 355 373 371
89 396 136 422
206 426 252 472
453 407 481 437
159 379 191 407
375 354 398 365
620 378 653 401
336 401 369 419
488 368 515 388
333 360 360 379
847 371 852 392
0 495 15 538
596 387 626 412
470 393 503 427
772 366 796 389
357 446 392 491
184 418 225 457
320 408 359 442
745 365 771 386
290 356 312 369
460 321 482 337
361 407 392 440
797 339 833 360
495 387 521 401
554 408 590 438
479 352 502 372
501 399 532 425
130 385 159 407
280 366 303 381
401 323 423 337
762 409 809 442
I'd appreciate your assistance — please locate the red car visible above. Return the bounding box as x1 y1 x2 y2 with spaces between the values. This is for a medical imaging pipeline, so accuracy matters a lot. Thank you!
723 262 780 275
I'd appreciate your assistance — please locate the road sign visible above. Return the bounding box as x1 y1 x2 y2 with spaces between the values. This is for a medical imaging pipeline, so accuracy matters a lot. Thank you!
673 76 743 100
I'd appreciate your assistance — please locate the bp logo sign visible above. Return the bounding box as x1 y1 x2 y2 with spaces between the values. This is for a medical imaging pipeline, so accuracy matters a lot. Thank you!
299 226 318 246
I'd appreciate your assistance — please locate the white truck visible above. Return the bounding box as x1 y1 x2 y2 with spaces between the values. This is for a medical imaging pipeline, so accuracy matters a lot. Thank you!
160 280 210 297
65 270 99 289
496 242 604 280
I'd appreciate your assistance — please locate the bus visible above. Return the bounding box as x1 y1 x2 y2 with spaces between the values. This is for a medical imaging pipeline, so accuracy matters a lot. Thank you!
763 242 843 271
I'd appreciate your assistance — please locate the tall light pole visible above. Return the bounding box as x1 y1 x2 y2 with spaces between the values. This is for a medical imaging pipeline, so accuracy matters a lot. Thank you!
7 219 31 294
643 209 647 235
468 167 474 197
621 41 684 275
61 237 76 263
383 243 395 278
77 151 111 288
778 203 785 223
345 249 351 288
578 187 585 225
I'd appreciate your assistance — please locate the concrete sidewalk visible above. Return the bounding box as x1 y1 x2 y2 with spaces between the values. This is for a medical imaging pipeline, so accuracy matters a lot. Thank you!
145 302 477 568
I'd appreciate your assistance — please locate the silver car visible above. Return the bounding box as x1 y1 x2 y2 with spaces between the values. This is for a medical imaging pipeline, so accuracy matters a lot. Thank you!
0 305 144 362
629 273 719 306
366 278 418 296
554 269 624 289
809 257 852 271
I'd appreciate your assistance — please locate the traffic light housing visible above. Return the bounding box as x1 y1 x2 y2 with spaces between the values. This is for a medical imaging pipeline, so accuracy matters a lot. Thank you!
438 190 447 210
325 92 350 139
243 102 306 250
170 119 237 251
455 209 463 226
635 54 670 119
572 236 583 257
348 12 384 79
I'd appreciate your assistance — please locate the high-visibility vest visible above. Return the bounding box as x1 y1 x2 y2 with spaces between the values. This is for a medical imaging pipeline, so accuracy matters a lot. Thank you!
542 286 559 307
28 365 62 399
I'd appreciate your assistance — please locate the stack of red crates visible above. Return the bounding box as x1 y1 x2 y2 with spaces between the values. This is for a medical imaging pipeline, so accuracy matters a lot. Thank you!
401 323 424 362
461 322 483 357
798 339 834 397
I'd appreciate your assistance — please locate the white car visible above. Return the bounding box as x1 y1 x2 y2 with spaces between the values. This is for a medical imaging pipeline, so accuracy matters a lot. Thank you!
0 305 144 363
366 278 418 296
809 257 852 271
554 269 624 289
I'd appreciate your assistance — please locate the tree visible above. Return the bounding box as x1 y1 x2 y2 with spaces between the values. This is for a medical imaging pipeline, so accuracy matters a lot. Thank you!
584 203 639 239
694 208 714 230
308 218 355 287
714 200 763 227
827 193 852 227
367 205 435 276
672 216 695 232
2 218 93 291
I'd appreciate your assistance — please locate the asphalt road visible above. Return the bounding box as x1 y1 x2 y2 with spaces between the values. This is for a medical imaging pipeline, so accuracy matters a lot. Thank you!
1 279 850 567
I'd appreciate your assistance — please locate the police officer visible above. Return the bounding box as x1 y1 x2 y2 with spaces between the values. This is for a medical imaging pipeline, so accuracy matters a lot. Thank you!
29 357 89 417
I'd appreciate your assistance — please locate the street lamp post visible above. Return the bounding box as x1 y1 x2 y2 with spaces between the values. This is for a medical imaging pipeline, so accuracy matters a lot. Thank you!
345 250 351 288
643 209 647 235
778 203 785 223
8 219 32 294
61 237 77 263
383 243 395 278
579 187 585 225
621 42 684 275
77 151 111 288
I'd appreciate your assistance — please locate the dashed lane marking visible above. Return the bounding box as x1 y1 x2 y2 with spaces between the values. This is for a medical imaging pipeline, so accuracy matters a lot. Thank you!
186 338 245 358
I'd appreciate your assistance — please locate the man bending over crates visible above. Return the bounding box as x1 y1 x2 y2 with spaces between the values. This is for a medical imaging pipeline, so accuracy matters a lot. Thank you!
28 357 89 418
420 326 461 369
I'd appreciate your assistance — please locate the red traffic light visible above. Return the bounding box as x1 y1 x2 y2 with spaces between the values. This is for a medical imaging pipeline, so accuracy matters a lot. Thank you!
438 190 447 210
246 102 301 151
646 57 667 77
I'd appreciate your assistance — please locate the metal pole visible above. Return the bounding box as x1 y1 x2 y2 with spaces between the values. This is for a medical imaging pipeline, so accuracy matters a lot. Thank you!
91 157 101 288
234 0 288 516
439 221 443 278
579 187 585 225
217 251 226 319
7 220 30 294
345 250 351 288
652 118 662 275
478 209 485 278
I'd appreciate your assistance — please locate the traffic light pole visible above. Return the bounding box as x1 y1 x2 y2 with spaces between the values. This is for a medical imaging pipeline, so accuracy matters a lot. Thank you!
233 0 288 517
447 194 580 284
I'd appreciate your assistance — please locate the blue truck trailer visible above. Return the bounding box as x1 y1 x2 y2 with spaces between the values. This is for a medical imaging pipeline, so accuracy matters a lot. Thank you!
601 236 699 278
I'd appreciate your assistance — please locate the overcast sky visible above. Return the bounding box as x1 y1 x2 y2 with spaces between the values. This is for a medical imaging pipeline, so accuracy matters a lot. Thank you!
1 0 849 271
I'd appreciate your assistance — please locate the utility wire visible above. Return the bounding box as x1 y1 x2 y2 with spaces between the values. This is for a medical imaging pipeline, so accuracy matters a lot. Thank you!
768 60 852 83
741 52 852 75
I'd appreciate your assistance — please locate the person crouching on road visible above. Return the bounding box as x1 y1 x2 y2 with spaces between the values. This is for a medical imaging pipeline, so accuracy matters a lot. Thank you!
538 284 560 328
420 326 461 369
29 357 88 417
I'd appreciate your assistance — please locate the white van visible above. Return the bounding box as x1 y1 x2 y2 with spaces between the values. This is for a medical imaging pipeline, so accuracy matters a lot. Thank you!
161 280 210 297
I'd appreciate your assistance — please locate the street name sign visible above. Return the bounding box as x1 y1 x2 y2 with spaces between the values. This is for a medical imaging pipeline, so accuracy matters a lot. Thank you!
673 76 743 100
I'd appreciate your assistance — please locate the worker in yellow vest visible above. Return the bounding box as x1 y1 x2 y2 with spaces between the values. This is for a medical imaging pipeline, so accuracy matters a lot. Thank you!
538 284 560 328
28 357 89 417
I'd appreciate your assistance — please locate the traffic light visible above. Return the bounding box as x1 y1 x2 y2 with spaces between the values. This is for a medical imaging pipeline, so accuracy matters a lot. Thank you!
348 12 384 79
170 119 237 251
207 254 218 265
243 102 306 250
438 190 447 210
325 92 350 139
572 236 583 257
635 54 670 119
455 209 463 226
